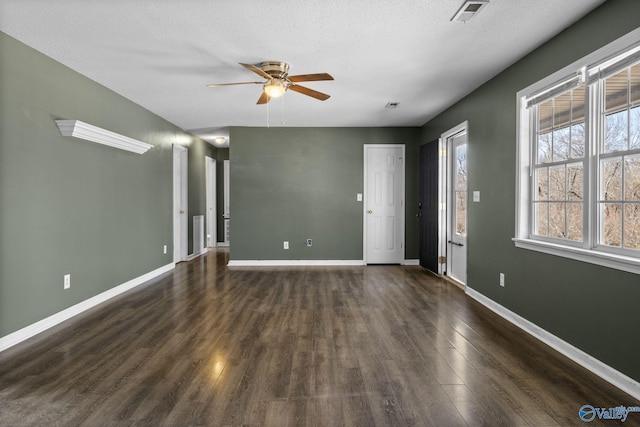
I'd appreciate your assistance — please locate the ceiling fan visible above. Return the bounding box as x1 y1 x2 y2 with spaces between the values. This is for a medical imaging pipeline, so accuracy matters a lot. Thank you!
207 61 333 104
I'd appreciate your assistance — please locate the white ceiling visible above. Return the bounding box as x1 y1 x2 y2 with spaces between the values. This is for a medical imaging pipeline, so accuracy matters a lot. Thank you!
0 0 606 146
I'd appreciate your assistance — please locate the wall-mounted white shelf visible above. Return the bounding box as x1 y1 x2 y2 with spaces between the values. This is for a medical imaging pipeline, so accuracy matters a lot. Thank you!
55 120 153 154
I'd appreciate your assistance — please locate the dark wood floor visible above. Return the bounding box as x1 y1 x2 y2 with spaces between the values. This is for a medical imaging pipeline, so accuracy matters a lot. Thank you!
1 249 638 426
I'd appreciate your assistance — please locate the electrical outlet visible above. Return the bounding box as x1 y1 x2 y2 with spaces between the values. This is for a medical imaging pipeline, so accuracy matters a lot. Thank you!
163 244 167 254
64 274 71 290
499 273 505 287
283 241 289 250
306 238 312 247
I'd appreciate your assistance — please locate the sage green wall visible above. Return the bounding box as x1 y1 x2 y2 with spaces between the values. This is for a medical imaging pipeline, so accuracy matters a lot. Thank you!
421 0 640 382
229 127 420 261
0 32 211 337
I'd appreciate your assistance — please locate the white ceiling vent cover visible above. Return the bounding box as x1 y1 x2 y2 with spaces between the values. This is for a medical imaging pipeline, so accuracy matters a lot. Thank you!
451 0 489 22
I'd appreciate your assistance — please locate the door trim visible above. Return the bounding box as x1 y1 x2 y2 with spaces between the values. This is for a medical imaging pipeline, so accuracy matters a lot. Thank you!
205 156 217 248
173 144 188 263
439 121 468 277
363 144 406 264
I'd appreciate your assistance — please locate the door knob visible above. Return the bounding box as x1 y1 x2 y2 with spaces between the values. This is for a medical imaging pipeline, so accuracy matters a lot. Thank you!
368 210 373 214
180 210 185 214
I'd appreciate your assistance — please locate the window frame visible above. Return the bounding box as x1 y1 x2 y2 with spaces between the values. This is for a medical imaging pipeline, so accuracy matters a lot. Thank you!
594 66 640 256
515 28 640 275
529 84 587 247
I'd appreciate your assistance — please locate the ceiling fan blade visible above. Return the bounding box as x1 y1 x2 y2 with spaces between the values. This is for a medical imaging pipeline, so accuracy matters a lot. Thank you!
240 63 272 80
206 82 262 87
289 84 331 101
288 73 334 83
257 92 270 104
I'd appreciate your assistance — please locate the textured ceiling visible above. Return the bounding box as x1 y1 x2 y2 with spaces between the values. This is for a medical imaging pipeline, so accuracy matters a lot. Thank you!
0 0 606 146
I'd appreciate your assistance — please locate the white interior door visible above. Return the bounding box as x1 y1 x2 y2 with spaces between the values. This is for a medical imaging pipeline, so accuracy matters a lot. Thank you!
447 131 468 285
364 145 405 264
173 145 188 263
205 156 216 248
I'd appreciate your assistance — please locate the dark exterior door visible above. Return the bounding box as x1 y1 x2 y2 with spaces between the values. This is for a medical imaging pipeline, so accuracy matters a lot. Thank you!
419 140 439 273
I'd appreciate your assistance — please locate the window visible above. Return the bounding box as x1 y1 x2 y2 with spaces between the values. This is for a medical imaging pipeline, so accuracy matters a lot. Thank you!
454 141 467 237
533 83 585 242
516 29 640 274
600 65 640 250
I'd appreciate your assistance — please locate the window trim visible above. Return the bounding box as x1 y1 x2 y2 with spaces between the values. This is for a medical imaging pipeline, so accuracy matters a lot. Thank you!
513 237 640 275
515 27 640 275
525 69 585 109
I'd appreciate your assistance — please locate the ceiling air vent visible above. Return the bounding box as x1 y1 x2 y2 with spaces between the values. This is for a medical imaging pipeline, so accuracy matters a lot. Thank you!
451 0 488 22
385 102 400 109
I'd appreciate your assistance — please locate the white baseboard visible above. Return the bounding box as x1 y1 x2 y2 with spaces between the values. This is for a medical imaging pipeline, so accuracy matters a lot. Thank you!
0 262 175 353
228 259 420 267
465 286 640 401
228 260 365 267
218 242 230 247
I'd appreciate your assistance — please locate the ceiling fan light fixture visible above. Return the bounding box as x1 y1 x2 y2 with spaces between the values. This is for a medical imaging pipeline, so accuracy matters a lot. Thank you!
264 79 287 98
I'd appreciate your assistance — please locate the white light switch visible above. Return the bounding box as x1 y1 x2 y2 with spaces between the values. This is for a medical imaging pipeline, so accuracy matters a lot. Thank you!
357 193 363 202
473 191 480 202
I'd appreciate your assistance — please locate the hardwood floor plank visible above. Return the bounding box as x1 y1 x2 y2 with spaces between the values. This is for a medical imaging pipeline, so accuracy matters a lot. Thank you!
365 396 408 427
340 396 377 427
288 350 314 399
264 398 314 427
478 369 562 427
313 397 344 427
1 249 638 426
313 338 337 399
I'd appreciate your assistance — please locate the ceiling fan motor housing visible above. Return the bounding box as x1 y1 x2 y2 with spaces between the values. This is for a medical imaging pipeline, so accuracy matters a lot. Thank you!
261 61 290 79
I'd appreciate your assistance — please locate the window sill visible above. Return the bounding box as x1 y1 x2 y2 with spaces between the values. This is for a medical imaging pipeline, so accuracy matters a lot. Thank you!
513 238 640 275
